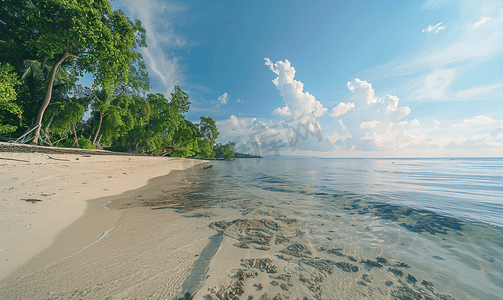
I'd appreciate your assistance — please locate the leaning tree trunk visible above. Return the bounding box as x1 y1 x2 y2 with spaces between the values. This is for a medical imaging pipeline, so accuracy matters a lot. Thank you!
92 111 104 145
32 39 78 144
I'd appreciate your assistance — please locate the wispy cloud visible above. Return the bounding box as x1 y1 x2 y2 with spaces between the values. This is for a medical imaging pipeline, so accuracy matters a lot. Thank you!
413 68 457 100
473 16 491 28
121 0 187 96
455 83 503 99
422 22 446 33
451 115 495 128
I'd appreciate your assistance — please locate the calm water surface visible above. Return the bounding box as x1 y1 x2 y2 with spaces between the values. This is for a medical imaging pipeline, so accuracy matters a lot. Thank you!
175 157 503 299
210 157 503 227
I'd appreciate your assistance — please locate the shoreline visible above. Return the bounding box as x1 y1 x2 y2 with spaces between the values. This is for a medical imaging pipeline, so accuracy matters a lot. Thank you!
1 154 501 299
0 150 208 284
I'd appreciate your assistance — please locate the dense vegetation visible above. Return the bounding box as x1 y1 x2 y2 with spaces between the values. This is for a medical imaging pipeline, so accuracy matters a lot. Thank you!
0 0 235 158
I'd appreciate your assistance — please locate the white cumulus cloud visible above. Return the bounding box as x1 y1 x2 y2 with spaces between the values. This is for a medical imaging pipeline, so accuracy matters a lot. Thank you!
273 106 291 116
216 93 229 107
451 115 495 128
265 58 328 117
327 78 413 151
360 120 380 129
347 79 379 104
331 102 355 117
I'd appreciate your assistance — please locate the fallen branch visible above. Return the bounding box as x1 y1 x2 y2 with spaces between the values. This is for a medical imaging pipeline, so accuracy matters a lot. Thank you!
0 157 30 162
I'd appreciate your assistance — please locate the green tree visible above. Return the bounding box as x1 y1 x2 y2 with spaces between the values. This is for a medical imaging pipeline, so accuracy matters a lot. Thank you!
214 141 236 159
3 0 147 144
129 86 190 153
42 94 89 147
88 51 149 147
0 62 22 134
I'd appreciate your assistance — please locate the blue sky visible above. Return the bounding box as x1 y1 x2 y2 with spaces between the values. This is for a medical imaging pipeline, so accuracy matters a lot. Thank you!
116 0 503 157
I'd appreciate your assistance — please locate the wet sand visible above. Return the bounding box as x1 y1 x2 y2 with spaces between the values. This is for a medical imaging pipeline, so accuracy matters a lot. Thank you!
0 148 206 286
0 159 217 299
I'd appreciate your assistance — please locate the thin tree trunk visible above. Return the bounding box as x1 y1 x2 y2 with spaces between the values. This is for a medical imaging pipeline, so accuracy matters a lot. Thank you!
72 124 80 148
93 111 103 145
32 39 79 144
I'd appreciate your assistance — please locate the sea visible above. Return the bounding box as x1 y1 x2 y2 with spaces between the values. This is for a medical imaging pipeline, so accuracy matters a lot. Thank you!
1 157 502 299
179 157 503 300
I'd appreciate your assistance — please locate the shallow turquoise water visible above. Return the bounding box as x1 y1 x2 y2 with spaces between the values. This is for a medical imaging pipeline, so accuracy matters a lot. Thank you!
208 157 503 227
180 157 503 299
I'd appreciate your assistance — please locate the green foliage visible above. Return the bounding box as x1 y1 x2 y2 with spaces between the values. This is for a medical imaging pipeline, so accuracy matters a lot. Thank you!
214 142 236 159
78 137 96 150
45 98 87 134
115 86 191 153
59 138 75 148
0 62 22 134
199 116 219 142
19 0 146 87
170 120 199 157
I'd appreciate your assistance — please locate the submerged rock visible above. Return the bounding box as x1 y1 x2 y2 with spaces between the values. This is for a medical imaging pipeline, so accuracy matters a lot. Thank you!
388 266 404 277
360 259 383 268
406 274 417 284
302 259 336 274
273 293 289 300
234 242 250 249
236 268 257 280
422 280 434 290
281 244 312 257
273 274 292 282
376 256 388 264
327 248 345 257
335 262 359 273
240 258 277 273
254 246 270 251
275 235 290 245
395 262 410 268
209 220 235 231
208 280 245 300
362 274 371 283
299 274 323 300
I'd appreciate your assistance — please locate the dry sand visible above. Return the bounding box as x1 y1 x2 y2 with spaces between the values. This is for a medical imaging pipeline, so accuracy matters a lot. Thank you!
0 146 207 286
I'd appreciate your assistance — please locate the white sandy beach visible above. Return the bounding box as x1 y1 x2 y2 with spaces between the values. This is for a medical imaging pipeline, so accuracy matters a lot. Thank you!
0 148 205 284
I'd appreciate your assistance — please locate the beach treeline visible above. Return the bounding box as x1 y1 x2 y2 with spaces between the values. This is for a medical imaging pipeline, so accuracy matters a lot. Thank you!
0 0 234 158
